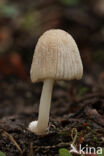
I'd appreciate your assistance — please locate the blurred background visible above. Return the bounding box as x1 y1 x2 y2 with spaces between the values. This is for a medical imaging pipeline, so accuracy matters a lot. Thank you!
0 0 104 117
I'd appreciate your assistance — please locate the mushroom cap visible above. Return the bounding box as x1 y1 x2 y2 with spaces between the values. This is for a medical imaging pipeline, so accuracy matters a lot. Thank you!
30 29 83 82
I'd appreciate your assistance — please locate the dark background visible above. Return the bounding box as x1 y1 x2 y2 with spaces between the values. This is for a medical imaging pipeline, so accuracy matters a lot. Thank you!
0 0 104 82
0 0 104 118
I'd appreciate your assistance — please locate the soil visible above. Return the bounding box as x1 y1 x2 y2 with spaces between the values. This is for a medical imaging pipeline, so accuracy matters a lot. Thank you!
0 77 104 156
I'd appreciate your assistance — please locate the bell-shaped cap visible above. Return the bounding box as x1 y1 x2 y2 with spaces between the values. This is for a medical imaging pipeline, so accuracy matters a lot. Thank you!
30 29 83 82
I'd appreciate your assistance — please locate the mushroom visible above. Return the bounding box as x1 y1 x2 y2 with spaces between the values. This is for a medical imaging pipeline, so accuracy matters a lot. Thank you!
28 29 83 135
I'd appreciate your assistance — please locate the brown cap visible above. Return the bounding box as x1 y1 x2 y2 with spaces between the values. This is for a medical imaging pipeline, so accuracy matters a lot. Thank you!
30 29 83 82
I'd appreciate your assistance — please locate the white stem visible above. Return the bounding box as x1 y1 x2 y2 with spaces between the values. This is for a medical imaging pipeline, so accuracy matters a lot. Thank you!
36 79 54 134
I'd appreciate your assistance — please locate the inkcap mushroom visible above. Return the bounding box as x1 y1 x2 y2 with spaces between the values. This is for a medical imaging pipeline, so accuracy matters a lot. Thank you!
28 29 83 135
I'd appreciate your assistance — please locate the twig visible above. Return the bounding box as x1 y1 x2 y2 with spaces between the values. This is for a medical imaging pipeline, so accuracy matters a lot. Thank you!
35 142 71 152
29 143 33 156
1 130 23 155
71 128 78 145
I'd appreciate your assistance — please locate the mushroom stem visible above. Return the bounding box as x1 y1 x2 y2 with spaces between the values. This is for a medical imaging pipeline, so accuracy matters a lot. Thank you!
36 79 54 134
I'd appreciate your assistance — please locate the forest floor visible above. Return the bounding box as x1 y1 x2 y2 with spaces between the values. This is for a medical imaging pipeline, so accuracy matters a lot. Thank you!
0 77 104 156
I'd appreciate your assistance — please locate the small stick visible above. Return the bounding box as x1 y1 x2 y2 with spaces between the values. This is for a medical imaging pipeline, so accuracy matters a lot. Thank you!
35 142 71 151
1 130 23 155
29 143 33 156
71 128 78 145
